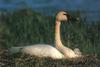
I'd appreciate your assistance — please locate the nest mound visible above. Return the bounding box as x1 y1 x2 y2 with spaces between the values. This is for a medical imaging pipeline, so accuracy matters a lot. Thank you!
0 50 100 67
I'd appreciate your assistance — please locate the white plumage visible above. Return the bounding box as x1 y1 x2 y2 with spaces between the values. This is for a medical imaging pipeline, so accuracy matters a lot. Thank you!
21 44 64 59
9 11 82 59
9 44 64 59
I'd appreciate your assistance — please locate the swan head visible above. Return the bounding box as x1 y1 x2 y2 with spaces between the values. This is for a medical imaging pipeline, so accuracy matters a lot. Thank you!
56 11 79 22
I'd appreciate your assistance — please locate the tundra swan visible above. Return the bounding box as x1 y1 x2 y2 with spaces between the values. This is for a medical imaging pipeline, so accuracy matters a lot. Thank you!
55 11 82 58
9 11 82 59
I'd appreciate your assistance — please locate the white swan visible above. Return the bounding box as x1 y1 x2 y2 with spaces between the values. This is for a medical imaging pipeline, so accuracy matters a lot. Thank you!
10 44 64 59
9 11 82 59
55 11 82 59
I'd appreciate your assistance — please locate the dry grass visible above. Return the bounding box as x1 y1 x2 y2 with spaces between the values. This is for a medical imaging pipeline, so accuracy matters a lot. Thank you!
0 50 100 67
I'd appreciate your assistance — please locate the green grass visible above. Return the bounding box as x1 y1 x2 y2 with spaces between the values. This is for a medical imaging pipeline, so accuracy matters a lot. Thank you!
0 9 100 67
0 9 100 58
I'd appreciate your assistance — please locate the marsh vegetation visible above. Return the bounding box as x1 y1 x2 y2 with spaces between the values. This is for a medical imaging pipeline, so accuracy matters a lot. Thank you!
0 9 100 66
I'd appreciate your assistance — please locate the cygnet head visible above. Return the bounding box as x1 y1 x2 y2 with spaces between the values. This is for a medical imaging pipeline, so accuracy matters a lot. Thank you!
56 11 79 22
74 48 82 56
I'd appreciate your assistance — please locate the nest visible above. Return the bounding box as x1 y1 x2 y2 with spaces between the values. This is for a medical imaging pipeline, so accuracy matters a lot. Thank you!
0 50 100 67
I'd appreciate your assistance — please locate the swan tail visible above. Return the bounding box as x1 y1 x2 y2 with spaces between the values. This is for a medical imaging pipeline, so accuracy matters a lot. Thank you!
9 46 23 54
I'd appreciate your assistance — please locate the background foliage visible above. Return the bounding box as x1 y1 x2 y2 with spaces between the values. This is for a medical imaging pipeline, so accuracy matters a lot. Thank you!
0 9 100 58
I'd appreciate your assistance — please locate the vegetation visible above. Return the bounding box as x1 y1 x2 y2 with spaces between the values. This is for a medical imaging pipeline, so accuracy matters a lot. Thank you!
0 51 100 67
0 9 100 66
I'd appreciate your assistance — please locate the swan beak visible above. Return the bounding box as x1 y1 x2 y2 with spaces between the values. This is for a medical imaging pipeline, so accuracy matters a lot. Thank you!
65 13 79 21
69 16 79 21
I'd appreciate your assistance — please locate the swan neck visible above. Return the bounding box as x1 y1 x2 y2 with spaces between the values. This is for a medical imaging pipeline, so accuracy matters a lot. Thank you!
55 20 64 48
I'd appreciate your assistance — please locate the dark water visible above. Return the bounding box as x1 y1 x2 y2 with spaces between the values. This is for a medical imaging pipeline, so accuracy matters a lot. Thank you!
0 0 100 21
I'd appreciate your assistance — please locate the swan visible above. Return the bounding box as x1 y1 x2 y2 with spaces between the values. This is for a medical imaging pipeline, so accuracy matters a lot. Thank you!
74 48 82 56
9 11 82 59
55 11 82 59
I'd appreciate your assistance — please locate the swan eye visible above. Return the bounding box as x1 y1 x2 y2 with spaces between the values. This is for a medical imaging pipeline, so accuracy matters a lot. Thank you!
63 13 70 17
63 14 67 15
63 14 70 19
